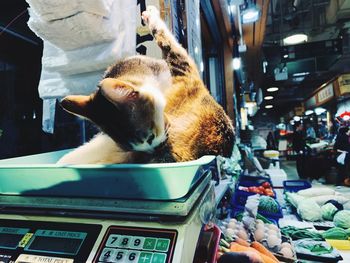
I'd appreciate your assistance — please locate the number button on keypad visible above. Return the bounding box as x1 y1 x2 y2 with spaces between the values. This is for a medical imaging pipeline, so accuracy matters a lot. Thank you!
106 234 121 248
118 236 132 248
99 248 117 262
126 251 140 262
130 237 145 249
113 249 127 262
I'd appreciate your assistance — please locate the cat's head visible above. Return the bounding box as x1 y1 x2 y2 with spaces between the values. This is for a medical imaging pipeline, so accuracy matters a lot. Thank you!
60 78 167 152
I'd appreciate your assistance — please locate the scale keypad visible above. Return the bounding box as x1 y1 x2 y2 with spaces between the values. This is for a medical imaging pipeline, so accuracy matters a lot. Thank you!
95 226 176 263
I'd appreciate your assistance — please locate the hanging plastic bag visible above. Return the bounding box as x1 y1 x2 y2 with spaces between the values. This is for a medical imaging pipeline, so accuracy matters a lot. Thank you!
337 152 347 165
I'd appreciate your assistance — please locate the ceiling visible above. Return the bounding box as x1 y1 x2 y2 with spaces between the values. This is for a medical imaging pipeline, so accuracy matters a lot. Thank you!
235 0 350 116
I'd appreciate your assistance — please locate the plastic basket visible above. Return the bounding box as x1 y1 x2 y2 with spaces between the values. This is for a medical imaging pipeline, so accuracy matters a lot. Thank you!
230 197 283 223
233 189 277 207
283 180 311 192
230 209 279 225
239 174 272 184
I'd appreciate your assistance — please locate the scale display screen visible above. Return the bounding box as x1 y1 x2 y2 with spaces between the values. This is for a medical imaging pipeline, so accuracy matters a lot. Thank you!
0 227 29 249
0 219 101 263
25 230 87 256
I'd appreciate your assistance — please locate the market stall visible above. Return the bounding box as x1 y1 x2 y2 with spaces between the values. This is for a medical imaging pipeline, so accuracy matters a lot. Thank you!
214 162 350 263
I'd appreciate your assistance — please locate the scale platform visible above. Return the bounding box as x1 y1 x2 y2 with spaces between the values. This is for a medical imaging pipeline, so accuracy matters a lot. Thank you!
0 151 218 262
0 150 215 218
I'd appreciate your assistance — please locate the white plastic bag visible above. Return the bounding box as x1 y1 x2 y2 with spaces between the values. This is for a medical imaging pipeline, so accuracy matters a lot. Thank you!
337 152 347 165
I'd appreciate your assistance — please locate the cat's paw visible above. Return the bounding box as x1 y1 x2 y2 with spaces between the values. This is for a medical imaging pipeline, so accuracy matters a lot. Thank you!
142 5 161 29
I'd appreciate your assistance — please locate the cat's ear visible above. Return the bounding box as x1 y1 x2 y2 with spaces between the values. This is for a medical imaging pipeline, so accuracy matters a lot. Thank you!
99 78 139 104
60 95 92 118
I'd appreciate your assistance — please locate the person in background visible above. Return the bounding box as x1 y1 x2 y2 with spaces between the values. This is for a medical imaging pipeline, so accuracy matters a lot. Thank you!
334 126 350 186
306 122 316 140
266 130 277 150
292 122 307 179
318 121 328 139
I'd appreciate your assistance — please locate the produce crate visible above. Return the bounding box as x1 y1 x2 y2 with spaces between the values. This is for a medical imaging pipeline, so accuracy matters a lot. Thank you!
233 179 277 207
233 189 277 207
239 174 272 184
230 199 283 223
230 210 279 225
283 180 311 192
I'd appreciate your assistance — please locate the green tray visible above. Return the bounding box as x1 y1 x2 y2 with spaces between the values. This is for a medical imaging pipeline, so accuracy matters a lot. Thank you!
0 150 215 200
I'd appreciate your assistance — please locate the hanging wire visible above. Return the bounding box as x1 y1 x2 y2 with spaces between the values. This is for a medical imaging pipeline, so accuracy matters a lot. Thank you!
0 9 28 37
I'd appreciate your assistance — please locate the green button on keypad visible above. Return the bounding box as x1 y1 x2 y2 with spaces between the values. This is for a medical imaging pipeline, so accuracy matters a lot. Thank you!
155 239 170 252
151 253 166 263
143 238 157 250
138 252 153 263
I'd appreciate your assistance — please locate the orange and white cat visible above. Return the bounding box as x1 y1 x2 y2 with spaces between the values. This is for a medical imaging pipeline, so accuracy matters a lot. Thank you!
57 6 234 164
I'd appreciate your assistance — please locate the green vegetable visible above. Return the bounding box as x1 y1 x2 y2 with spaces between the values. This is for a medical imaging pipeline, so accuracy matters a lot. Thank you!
234 212 274 224
281 226 323 240
333 210 350 229
299 243 333 256
220 238 231 248
322 227 348 240
258 196 279 214
345 228 350 236
321 203 338 221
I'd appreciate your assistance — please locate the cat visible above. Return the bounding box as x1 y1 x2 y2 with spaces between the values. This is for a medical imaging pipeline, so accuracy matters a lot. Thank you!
57 6 234 164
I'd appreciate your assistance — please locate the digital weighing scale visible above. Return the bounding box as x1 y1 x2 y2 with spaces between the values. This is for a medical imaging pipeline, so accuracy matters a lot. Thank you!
0 150 220 263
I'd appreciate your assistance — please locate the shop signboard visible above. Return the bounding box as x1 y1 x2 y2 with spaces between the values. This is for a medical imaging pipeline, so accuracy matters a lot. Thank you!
337 74 350 95
317 82 334 104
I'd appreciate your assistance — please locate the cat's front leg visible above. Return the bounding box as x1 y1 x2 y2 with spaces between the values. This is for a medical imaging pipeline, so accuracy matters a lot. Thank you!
142 6 199 77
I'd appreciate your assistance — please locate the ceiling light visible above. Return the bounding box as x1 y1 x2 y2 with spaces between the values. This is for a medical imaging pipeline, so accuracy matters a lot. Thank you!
283 54 289 58
267 87 279 92
293 116 301 121
305 110 314 116
265 105 273 109
283 33 308 45
241 5 260 24
233 57 241 70
315 107 326 115
293 72 310 77
264 96 274 100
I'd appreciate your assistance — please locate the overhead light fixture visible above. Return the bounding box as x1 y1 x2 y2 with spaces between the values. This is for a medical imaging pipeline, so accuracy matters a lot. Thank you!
267 87 279 92
315 107 326 115
233 57 241 70
283 54 289 58
241 2 260 24
305 110 314 116
265 105 273 109
264 96 274 100
293 72 310 77
293 116 301 121
283 33 308 45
